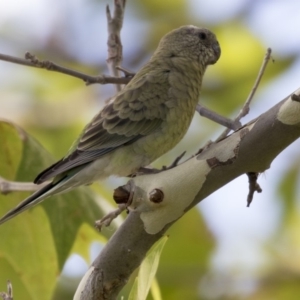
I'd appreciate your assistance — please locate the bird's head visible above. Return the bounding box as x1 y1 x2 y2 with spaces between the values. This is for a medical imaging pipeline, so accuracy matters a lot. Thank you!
155 25 221 67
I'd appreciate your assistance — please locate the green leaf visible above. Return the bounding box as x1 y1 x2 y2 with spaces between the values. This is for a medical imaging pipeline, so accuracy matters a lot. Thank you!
0 206 57 300
71 222 107 263
150 277 162 300
157 208 215 299
0 121 23 179
129 236 168 300
0 120 111 300
128 278 139 300
278 163 300 223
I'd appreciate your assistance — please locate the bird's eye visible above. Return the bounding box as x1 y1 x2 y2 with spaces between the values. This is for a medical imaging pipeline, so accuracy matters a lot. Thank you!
199 32 207 40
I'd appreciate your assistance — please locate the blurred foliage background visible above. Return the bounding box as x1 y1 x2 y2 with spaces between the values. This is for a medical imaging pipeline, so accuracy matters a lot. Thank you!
1 0 300 299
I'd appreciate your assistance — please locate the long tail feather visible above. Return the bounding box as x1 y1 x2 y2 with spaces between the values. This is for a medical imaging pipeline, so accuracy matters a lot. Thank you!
0 164 89 225
0 182 54 225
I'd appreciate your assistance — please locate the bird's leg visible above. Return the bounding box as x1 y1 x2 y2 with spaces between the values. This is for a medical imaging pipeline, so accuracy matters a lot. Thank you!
196 104 241 130
0 176 45 194
129 151 187 177
161 151 187 171
129 167 160 177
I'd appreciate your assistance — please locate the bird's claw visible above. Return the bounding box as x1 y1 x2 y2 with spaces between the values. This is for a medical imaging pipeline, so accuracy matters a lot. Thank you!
130 151 186 177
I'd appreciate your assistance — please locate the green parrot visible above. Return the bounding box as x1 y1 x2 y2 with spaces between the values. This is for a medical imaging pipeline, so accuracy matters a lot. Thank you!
0 25 221 225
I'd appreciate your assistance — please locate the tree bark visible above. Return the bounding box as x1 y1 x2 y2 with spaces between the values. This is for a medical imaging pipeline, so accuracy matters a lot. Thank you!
75 89 300 299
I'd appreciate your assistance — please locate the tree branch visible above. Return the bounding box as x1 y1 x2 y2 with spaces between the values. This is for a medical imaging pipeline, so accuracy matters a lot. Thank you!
0 4 281 299
0 280 13 300
106 0 126 92
246 172 262 207
196 104 241 130
76 88 300 298
0 176 48 194
0 52 131 86
216 48 272 141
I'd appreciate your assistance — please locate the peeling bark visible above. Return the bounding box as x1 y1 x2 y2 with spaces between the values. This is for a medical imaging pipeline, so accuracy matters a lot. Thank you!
76 89 300 299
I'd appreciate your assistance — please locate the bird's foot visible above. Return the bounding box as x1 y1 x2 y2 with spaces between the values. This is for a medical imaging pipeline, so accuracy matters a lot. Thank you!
129 167 160 177
161 151 186 171
129 151 187 177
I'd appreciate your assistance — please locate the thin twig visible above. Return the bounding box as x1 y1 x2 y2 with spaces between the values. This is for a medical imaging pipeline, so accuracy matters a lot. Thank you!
116 66 135 77
216 48 272 142
246 172 262 207
0 52 131 85
0 176 47 194
196 104 241 130
95 180 135 231
95 203 127 231
163 151 186 170
127 151 187 177
0 280 13 300
106 0 126 92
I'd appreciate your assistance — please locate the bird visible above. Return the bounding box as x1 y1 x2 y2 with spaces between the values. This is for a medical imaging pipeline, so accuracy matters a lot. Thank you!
0 25 221 225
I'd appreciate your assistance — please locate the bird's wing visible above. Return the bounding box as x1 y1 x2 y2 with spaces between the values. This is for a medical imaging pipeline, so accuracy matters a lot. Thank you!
35 70 169 183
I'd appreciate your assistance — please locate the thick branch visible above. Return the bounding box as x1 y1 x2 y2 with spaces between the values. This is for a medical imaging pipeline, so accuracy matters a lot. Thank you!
78 89 300 298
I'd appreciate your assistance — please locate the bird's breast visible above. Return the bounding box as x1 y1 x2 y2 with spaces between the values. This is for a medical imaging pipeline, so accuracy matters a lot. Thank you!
116 66 202 173
133 85 199 162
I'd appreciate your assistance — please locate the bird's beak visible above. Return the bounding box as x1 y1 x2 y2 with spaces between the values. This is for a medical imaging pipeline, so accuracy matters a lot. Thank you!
210 42 221 64
213 42 221 59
